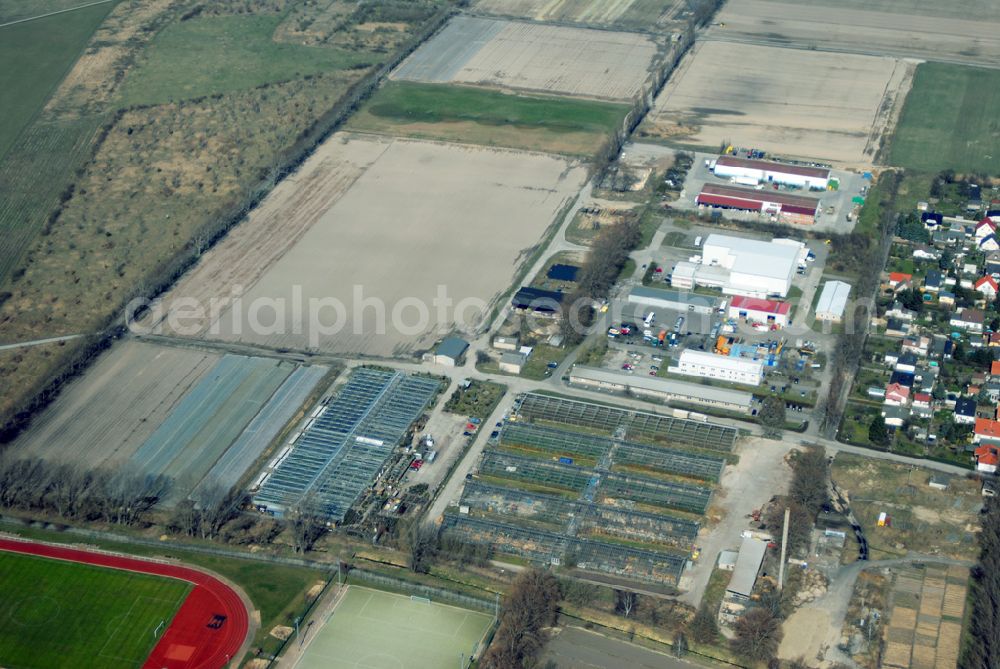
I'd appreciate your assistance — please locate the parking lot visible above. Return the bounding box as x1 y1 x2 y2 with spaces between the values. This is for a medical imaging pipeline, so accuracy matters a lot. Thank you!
669 151 868 234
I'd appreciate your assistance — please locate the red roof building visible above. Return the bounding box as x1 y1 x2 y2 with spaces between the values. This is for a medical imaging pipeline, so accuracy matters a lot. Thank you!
975 418 1000 445
696 183 820 218
727 295 791 327
976 275 999 297
975 442 1000 472
884 383 910 405
888 272 912 288
991 361 1000 376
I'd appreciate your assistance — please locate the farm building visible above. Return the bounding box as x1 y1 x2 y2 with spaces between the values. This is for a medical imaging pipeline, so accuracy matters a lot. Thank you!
726 537 768 601
696 183 821 222
710 155 831 190
492 335 520 351
432 337 469 366
670 261 730 291
568 365 754 413
815 280 852 322
668 349 764 386
512 287 565 312
627 286 717 315
701 234 801 298
499 352 528 374
727 295 790 327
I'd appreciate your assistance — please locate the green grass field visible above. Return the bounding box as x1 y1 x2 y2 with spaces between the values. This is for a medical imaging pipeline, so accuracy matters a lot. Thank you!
347 81 628 155
118 14 376 107
0 1 114 159
0 551 189 669
296 586 494 669
888 62 1000 175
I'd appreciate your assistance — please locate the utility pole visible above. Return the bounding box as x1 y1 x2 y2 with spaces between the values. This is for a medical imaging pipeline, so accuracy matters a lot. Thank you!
778 506 790 591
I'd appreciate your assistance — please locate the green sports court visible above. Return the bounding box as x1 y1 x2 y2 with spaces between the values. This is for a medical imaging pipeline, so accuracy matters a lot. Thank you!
294 586 495 669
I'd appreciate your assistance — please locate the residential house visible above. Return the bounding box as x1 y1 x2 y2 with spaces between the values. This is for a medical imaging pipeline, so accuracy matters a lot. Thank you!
986 254 1000 277
884 352 900 367
882 405 909 428
924 270 943 293
913 247 940 261
884 383 910 406
955 397 978 425
933 229 965 245
984 380 1000 403
939 291 956 307
890 371 915 388
976 218 997 239
992 360 1000 377
911 392 933 419
498 351 528 374
975 418 1000 446
930 335 953 360
867 387 886 399
888 272 912 291
901 336 930 357
922 211 944 228
886 317 908 338
885 301 917 322
951 308 985 333
896 352 918 373
975 443 1000 473
981 234 1000 252
986 333 1000 348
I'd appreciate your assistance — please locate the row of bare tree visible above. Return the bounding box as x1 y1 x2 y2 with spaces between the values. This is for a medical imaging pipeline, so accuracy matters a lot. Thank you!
0 456 168 527
479 569 561 669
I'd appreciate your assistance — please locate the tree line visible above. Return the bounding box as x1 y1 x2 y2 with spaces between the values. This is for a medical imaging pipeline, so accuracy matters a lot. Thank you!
961 496 1000 668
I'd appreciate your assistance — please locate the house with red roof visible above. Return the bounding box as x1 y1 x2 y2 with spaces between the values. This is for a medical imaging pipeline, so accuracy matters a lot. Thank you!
976 218 997 239
887 272 912 291
992 361 1000 377
976 275 999 300
884 383 910 406
975 444 1000 473
975 417 1000 446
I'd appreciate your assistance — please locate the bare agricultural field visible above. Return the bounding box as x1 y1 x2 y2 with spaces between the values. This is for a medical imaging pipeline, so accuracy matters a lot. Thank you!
392 15 660 101
709 0 1000 68
472 0 688 30
150 134 587 358
640 41 913 166
11 340 327 505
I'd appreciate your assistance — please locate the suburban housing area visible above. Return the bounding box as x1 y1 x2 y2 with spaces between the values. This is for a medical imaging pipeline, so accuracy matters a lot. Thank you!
0 0 999 668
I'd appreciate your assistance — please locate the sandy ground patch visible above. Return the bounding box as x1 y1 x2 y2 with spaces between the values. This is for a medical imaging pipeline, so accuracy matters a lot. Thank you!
779 607 831 661
641 40 912 165
709 0 1000 68
392 16 660 101
171 134 588 358
472 0 687 27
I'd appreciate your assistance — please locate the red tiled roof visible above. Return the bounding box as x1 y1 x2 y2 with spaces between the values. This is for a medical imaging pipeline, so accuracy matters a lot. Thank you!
992 361 1000 375
888 272 912 284
885 383 910 400
913 393 931 403
976 276 999 291
729 295 791 315
980 452 999 466
976 418 1000 440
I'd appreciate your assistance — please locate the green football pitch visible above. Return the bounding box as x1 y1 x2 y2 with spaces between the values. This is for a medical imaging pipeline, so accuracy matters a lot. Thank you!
0 551 190 669
294 586 495 669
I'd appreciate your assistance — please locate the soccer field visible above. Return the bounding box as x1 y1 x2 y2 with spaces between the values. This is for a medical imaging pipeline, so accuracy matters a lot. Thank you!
295 586 495 669
0 551 190 669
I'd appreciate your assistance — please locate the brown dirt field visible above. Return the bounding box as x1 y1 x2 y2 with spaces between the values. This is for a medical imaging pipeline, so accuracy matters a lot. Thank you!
641 40 913 166
345 113 613 156
10 340 219 467
709 0 1000 68
149 134 587 358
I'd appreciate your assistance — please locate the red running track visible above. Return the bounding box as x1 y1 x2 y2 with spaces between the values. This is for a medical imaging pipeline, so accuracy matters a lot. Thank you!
0 538 249 669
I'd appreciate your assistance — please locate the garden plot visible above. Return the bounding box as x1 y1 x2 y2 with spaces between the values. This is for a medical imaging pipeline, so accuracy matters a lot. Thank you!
710 0 1000 68
392 15 660 101
197 135 586 358
641 40 912 165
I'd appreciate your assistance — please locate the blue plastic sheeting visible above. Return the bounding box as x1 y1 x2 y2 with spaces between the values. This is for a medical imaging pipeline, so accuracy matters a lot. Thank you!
129 355 293 502
189 364 328 505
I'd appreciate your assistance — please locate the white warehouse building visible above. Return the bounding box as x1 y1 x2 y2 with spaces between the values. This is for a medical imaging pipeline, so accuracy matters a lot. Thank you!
815 280 852 322
701 234 801 298
711 155 831 190
669 349 764 386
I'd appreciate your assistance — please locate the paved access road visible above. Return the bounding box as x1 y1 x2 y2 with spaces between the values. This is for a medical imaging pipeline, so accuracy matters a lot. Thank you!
541 626 695 669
